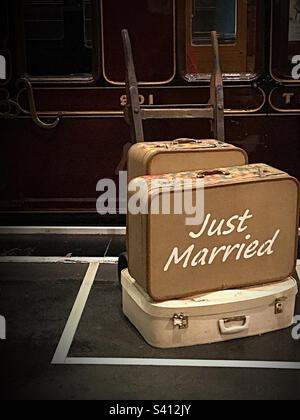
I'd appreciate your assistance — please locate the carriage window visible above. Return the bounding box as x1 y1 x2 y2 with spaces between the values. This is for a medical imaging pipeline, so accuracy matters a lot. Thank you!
271 0 300 81
192 0 237 45
23 0 95 77
101 0 175 84
180 0 264 80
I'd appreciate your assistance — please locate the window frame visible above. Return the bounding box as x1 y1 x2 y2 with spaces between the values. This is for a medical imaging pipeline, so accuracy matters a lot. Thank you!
100 0 177 86
178 0 264 82
17 0 101 85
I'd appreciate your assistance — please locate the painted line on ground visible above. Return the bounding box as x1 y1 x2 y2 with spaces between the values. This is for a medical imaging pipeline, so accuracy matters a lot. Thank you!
51 258 300 370
64 358 300 370
0 226 126 235
0 256 119 264
51 262 100 364
1 257 297 267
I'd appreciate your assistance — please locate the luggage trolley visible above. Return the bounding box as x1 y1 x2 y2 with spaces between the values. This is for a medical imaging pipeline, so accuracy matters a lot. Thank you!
118 29 225 280
122 29 225 144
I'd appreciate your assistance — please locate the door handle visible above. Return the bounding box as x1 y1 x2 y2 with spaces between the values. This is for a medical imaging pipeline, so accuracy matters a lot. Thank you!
219 316 250 335
16 77 61 129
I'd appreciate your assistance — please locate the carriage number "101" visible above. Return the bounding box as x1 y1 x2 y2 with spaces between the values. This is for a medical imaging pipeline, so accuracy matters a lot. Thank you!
120 94 154 107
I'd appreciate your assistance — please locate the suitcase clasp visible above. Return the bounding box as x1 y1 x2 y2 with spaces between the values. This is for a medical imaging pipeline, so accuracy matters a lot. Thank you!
173 314 189 329
275 298 287 314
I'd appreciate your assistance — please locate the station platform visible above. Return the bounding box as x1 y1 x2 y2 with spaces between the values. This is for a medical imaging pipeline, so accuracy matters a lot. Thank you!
0 232 300 400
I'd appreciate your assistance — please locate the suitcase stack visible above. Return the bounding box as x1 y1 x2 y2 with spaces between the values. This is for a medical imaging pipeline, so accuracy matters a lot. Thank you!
122 139 299 348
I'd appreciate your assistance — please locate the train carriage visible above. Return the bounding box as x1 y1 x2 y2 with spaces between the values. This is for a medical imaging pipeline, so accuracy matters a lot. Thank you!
0 0 300 221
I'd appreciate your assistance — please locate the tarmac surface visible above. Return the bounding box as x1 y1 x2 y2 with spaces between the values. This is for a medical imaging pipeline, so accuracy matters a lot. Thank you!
0 250 300 400
0 234 126 258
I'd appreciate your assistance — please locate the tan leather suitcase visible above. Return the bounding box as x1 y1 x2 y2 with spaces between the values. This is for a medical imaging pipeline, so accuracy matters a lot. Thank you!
122 269 298 349
128 164 299 301
127 139 248 182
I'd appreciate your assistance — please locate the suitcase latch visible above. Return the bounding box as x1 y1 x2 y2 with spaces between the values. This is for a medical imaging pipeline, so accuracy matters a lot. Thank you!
173 314 189 329
275 298 287 314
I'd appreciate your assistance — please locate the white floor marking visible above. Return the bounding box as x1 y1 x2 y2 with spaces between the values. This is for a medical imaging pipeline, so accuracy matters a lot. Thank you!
64 358 300 370
0 226 126 235
51 262 100 364
0 256 118 264
50 259 300 371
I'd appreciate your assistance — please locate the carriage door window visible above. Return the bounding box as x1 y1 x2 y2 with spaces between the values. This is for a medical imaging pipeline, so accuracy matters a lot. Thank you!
23 0 95 77
192 0 237 45
180 0 263 80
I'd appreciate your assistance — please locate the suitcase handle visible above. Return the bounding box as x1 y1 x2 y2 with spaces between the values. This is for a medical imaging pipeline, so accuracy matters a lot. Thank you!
196 169 231 178
154 141 218 150
173 138 204 144
219 316 250 335
172 138 219 149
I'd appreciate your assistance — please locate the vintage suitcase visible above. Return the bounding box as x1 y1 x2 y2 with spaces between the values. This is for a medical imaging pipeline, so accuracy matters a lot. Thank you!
128 164 299 301
122 269 298 349
127 139 248 182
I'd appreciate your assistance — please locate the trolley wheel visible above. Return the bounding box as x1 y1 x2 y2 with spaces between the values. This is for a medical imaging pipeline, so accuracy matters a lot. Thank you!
118 252 128 285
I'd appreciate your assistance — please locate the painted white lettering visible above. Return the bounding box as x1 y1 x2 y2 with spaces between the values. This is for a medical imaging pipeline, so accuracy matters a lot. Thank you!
191 248 209 266
164 245 194 272
207 219 225 237
236 242 247 261
222 243 241 262
208 246 227 264
222 215 239 236
244 240 260 259
257 229 280 257
237 209 253 233
189 213 211 239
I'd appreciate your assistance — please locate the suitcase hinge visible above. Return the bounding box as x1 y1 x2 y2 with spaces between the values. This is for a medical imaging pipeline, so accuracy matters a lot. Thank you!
275 298 287 315
173 314 189 329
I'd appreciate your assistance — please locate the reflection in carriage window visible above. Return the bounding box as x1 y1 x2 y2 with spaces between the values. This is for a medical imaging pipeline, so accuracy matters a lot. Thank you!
0 2 9 48
83 0 93 49
23 0 94 76
192 0 237 45
182 0 263 80
290 0 300 38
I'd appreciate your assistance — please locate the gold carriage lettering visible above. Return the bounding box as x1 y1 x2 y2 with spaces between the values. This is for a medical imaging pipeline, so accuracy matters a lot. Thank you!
163 209 281 272
120 94 154 107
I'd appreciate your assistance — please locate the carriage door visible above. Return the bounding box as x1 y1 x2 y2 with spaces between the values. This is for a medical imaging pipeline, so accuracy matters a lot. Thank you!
0 0 102 212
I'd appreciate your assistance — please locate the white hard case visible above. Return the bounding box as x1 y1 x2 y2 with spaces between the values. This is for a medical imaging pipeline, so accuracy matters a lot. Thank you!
121 269 298 349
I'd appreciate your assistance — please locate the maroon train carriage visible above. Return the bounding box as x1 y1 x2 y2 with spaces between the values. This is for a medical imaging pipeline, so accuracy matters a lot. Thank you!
0 0 300 223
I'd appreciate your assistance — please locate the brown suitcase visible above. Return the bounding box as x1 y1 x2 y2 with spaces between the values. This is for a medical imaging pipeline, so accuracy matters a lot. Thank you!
127 139 248 182
128 164 299 301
